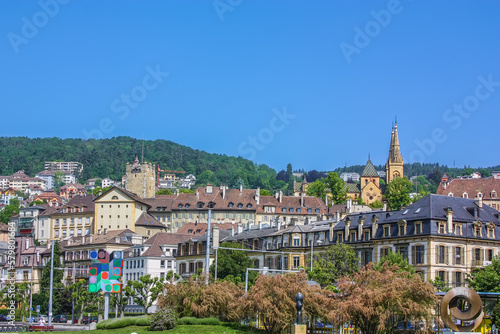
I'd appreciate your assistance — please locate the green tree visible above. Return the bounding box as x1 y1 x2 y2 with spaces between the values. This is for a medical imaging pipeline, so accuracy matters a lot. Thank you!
54 171 65 192
375 251 415 275
0 198 20 224
210 242 256 283
467 255 500 292
385 177 413 210
156 189 172 195
94 178 102 187
125 275 165 314
325 172 348 205
260 189 272 196
92 186 112 197
308 244 359 288
67 280 95 324
430 276 450 292
306 179 328 200
369 200 383 209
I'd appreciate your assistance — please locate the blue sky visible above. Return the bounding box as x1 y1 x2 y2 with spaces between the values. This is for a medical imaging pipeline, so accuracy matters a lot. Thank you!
1 0 499 172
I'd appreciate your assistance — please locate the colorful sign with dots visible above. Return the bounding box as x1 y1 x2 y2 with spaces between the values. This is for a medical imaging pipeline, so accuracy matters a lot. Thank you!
88 249 123 293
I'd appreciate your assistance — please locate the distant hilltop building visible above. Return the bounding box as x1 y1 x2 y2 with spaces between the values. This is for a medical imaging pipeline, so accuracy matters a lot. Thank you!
44 161 83 175
340 172 360 182
123 157 156 198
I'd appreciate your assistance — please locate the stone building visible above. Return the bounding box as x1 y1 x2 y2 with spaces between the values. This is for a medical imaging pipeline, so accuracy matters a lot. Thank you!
124 157 156 199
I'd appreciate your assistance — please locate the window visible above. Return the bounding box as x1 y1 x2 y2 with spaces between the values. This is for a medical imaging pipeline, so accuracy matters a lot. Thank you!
383 226 390 237
487 249 494 261
293 236 300 246
289 208 293 213
363 230 370 241
381 247 391 258
413 245 424 264
438 223 445 234
308 208 312 213
349 231 356 242
474 226 482 237
455 271 463 287
454 247 463 265
455 224 462 236
23 271 29 281
336 232 343 243
112 196 118 200
415 222 422 234
395 245 408 260
437 245 447 264
293 256 300 269
463 193 468 198
398 225 405 236
437 270 446 283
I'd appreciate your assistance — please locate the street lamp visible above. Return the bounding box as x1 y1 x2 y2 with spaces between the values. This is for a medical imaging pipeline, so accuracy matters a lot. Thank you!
310 237 322 271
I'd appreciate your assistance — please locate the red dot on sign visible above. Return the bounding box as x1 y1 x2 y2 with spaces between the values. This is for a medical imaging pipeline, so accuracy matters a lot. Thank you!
102 272 109 279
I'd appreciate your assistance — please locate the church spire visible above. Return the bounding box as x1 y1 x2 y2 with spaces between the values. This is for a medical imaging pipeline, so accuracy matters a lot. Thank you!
386 121 404 183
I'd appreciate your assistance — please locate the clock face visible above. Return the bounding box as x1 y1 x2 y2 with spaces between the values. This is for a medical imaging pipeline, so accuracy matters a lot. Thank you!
131 164 142 173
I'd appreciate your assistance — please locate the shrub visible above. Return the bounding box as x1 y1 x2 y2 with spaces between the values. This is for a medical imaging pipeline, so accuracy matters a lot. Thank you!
96 316 150 329
149 307 178 331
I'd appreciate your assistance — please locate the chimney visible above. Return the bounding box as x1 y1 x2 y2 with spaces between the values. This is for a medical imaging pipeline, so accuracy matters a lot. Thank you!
277 221 281 231
196 191 199 200
344 219 350 241
329 221 335 242
258 222 262 230
475 197 483 208
206 184 213 194
279 190 283 203
240 184 243 192
212 226 220 249
325 195 328 206
300 193 304 207
336 210 340 222
255 187 260 205
347 198 352 212
176 188 180 196
275 191 279 200
446 207 453 234
222 186 226 200
237 224 243 234
115 236 120 243
231 227 235 236
383 203 387 211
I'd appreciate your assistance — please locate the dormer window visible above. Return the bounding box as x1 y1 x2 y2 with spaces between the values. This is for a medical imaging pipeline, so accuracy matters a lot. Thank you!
448 193 454 197
208 202 215 208
463 192 468 199
237 203 243 209
308 208 312 213
112 196 118 200
178 204 183 209
197 202 204 208
315 209 320 213
491 191 497 199
185 204 190 209
228 202 234 208
247 204 252 208
477 192 483 198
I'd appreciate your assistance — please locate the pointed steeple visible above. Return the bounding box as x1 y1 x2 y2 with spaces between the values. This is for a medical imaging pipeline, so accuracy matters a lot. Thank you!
389 123 403 163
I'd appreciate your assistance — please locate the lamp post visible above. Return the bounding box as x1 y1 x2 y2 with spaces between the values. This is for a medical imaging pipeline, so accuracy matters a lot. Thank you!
310 238 322 271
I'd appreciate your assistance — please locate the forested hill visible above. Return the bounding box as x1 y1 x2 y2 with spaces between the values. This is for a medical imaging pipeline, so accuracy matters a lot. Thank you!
0 137 282 190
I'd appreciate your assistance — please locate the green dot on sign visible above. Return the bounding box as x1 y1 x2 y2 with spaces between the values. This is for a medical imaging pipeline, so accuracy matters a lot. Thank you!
105 285 112 292
89 284 97 292
112 285 120 292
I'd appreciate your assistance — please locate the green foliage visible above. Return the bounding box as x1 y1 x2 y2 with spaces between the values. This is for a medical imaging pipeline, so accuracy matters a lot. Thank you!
259 189 271 196
178 317 221 325
39 241 65 314
429 276 450 292
307 172 347 205
210 242 256 283
156 189 172 195
92 186 113 196
149 307 178 331
467 255 500 292
0 198 20 224
369 200 383 209
306 179 327 200
491 301 500 327
385 177 413 210
125 275 166 314
375 251 415 275
96 316 150 329
308 244 359 288
95 178 102 187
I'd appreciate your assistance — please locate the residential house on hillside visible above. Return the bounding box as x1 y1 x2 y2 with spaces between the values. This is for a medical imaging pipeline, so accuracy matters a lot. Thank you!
437 174 500 211
60 183 87 201
11 206 47 239
11 237 47 294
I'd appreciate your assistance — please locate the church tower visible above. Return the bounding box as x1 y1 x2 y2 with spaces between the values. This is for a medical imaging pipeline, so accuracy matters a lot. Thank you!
385 122 404 183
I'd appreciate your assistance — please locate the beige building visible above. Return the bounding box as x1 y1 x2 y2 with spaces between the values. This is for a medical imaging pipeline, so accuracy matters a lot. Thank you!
51 195 95 240
94 187 166 237
124 157 156 198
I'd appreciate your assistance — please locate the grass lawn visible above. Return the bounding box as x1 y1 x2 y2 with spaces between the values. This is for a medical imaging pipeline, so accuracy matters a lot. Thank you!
57 325 264 334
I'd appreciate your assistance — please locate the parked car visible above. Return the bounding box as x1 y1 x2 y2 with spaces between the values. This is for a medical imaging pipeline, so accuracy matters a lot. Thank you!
0 314 8 322
53 315 68 323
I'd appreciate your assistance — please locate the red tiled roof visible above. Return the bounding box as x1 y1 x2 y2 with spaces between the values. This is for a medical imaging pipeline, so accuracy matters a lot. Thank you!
437 178 500 199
